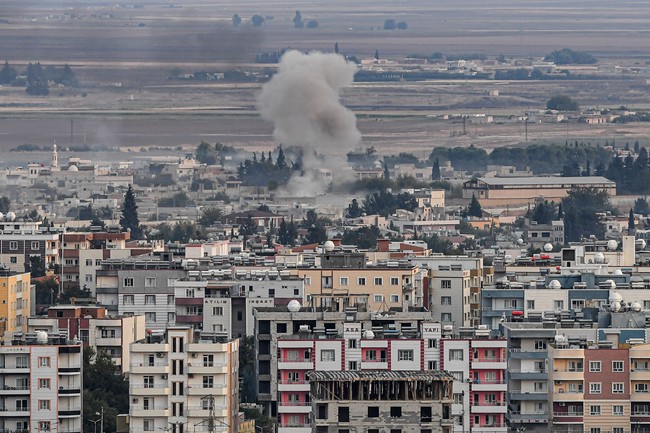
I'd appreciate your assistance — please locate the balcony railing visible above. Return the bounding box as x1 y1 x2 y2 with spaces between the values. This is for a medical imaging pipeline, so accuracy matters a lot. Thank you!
474 357 505 362
131 384 168 389
279 402 310 406
473 402 506 406
509 369 547 374
472 380 506 384
553 411 584 416
1 385 29 391
130 362 168 367
280 358 311 363
279 379 308 384
555 368 584 372
363 358 388 363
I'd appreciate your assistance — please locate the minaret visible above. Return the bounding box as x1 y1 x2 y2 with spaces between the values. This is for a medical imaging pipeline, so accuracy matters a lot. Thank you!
51 141 58 169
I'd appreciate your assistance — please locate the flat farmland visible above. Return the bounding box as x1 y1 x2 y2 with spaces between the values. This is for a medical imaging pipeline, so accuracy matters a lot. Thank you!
2 0 650 161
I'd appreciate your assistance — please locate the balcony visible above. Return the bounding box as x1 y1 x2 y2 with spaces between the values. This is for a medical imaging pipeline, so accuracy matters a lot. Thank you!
552 411 584 423
58 409 82 418
175 315 203 324
130 362 170 374
0 365 30 374
632 410 650 423
509 391 548 401
507 411 549 423
278 358 313 370
278 427 311 433
186 406 229 418
95 337 122 347
472 357 507 370
131 405 170 418
186 384 227 396
471 402 507 413
187 362 228 375
632 389 650 401
0 385 29 395
277 402 312 414
472 380 507 392
175 297 204 306
278 380 310 392
58 367 81 375
509 369 547 380
131 384 170 395
0 407 29 417
361 359 389 370
58 386 82 396
508 348 547 359
552 368 584 381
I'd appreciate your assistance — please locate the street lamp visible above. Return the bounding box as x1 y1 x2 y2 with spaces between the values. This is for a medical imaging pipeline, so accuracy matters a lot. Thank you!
90 417 101 433
94 407 104 433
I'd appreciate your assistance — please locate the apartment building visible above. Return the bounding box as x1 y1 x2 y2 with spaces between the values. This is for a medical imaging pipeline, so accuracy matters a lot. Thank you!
173 270 304 338
548 338 631 433
27 305 146 374
0 269 31 339
297 251 426 312
253 294 441 424
0 331 82 433
307 370 455 433
0 219 61 274
129 327 239 433
95 257 186 328
440 331 508 433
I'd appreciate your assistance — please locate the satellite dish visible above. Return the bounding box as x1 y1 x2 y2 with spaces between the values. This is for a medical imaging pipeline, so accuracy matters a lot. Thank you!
287 300 301 312
543 243 553 252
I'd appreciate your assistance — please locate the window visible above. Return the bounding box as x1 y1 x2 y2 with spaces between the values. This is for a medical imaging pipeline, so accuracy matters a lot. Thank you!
145 277 156 287
428 360 438 370
10 257 16 264
612 382 624 394
143 419 154 432
428 339 437 348
203 355 214 367
390 294 399 303
348 361 357 370
590 405 601 416
390 407 402 418
368 407 379 418
287 372 300 383
398 350 414 361
9 241 18 250
144 376 154 388
268 289 275 298
340 277 348 286
167 312 175 323
145 295 156 305
613 405 624 416
450 371 464 382
441 313 452 322
39 422 51 432
612 361 624 372
85 258 93 266
534 340 547 350
39 378 51 389
527 300 535 309
167 295 174 305
590 429 601 433
441 296 452 305
374 277 383 285
365 350 377 361
213 307 223 316
145 312 156 322
123 277 134 287
390 277 399 285
338 407 349 422
85 274 93 282
122 295 134 305
358 277 366 286
39 400 51 410
636 383 649 393
554 300 564 310
321 350 336 362
589 382 601 394
101 329 116 338
613 429 624 433
38 357 50 367
589 361 601 372
441 280 451 289
348 339 357 349
203 376 214 388
374 294 384 303
95 259 102 266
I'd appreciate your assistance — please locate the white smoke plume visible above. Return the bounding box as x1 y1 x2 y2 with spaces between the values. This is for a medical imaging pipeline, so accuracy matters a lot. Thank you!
257 50 360 195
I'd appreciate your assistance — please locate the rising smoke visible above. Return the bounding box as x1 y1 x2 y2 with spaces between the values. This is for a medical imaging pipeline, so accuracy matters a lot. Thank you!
257 50 361 196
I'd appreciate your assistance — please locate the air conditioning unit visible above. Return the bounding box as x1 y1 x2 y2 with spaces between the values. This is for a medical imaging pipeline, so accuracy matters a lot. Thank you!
132 398 139 403
191 353 197 358
161 375 167 379
156 352 165 358
558 402 566 407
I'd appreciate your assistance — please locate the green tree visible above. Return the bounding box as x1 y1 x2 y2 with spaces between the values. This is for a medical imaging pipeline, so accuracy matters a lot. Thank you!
276 145 287 168
119 185 142 239
346 199 363 218
293 10 303 28
25 62 48 96
232 13 242 27
0 60 17 84
198 207 223 227
302 210 328 245
239 336 257 402
334 42 339 54
547 95 579 111
341 226 380 249
397 21 408 30
562 187 611 242
529 200 556 224
466 194 483 218
0 196 9 213
544 48 597 65
634 197 650 216
431 157 441 180
306 20 319 28
251 15 265 27
629 208 636 231
383 19 397 30
83 347 128 433
196 141 217 165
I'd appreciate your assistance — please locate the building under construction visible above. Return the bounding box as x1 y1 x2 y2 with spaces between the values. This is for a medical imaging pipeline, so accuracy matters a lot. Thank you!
307 370 455 433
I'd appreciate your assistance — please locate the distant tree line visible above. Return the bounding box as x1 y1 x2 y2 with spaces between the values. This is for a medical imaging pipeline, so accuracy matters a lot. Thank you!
0 61 78 96
544 48 597 65
237 146 298 189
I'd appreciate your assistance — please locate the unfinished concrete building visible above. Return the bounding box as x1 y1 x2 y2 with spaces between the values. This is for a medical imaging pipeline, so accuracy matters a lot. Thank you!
307 370 455 433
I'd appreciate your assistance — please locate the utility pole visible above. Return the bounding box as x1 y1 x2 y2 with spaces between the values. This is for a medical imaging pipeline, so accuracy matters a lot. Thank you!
524 117 528 142
100 406 104 433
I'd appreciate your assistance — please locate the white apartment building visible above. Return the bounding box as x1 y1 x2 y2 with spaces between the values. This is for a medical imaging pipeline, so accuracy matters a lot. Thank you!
129 327 239 433
0 332 82 433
